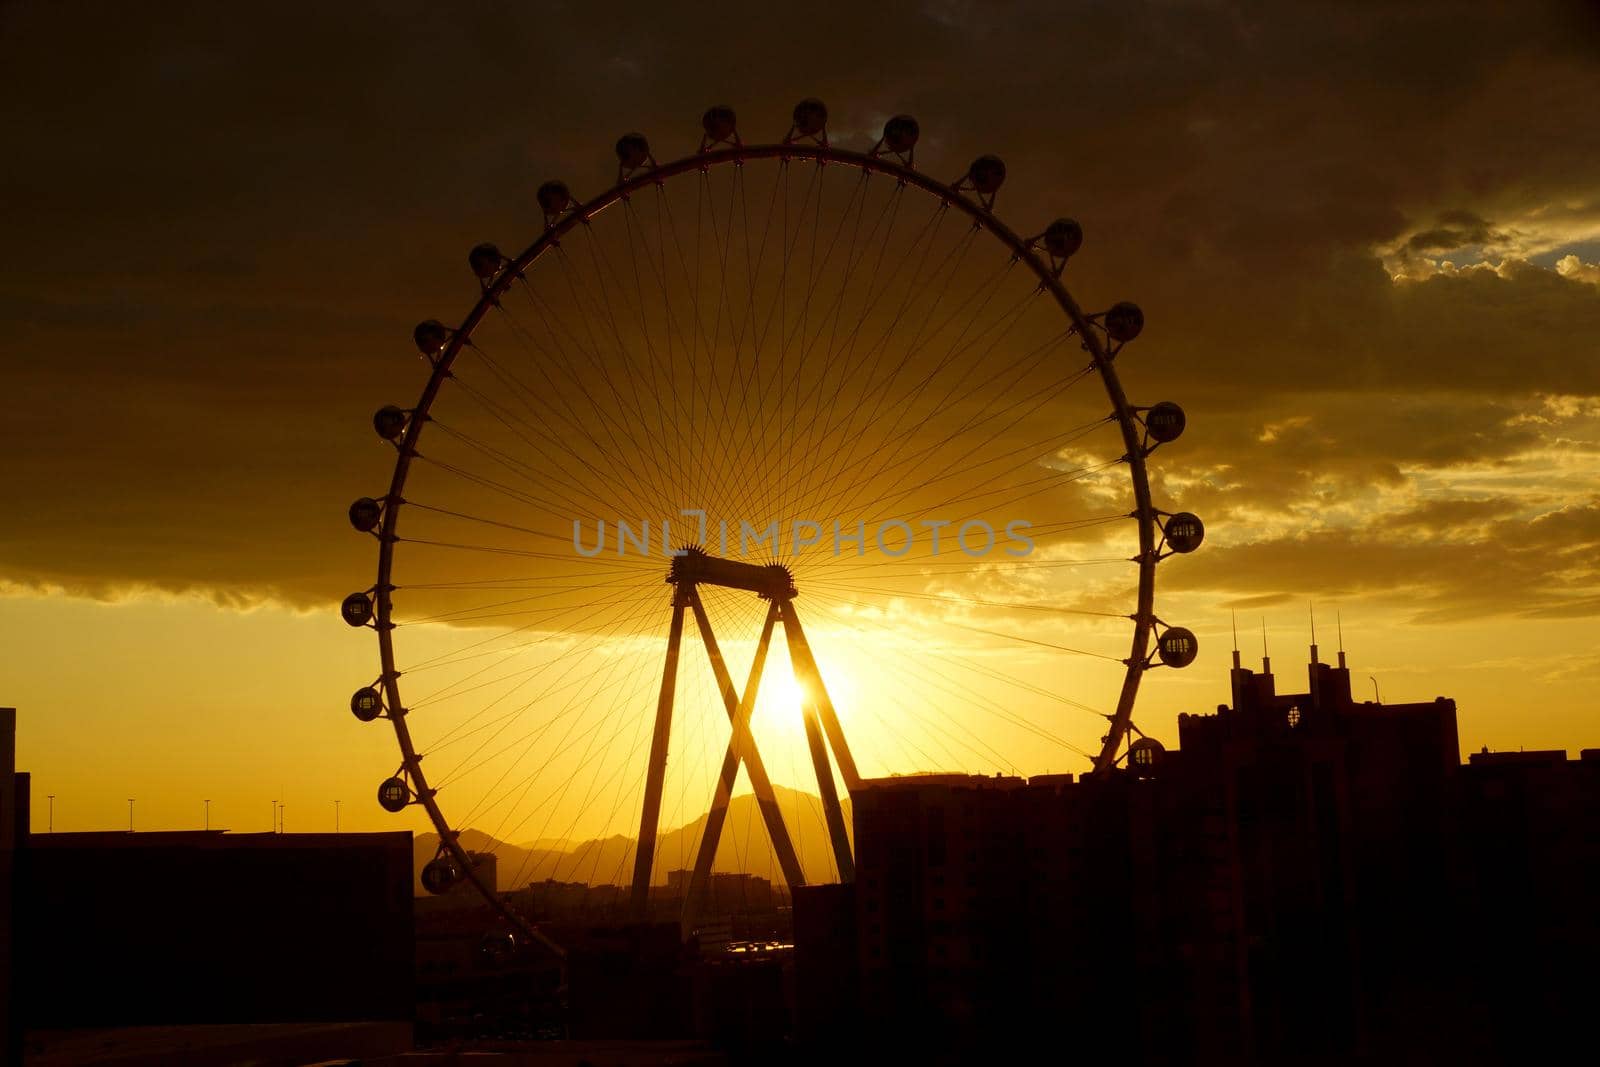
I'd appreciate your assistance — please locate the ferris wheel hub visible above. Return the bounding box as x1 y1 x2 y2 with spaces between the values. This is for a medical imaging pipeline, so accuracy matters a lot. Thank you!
667 547 797 601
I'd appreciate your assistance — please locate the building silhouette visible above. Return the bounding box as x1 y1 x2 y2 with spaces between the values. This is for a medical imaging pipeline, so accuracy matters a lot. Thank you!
799 644 1599 1064
19 830 415 1030
1 708 419 1063
5 661 1597 1064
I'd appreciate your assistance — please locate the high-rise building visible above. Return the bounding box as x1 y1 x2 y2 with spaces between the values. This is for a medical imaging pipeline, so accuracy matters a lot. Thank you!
813 642 1595 1064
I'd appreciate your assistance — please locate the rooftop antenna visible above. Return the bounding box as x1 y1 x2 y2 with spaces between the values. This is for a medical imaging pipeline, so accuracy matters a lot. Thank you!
1231 610 1241 669
1337 611 1347 668
1309 601 1319 665
1261 617 1271 674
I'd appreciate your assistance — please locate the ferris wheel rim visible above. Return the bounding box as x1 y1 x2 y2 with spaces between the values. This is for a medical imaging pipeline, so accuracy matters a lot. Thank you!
364 138 1161 931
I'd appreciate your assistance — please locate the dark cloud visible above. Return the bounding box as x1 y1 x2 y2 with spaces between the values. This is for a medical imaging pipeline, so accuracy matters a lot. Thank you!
1405 209 1506 252
1 0 1598 618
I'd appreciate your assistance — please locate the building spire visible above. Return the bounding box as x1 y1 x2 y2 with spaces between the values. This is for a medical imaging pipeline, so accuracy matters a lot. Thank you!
1231 609 1241 669
1261 617 1271 674
1337 611 1347 668
1309 600 1320 665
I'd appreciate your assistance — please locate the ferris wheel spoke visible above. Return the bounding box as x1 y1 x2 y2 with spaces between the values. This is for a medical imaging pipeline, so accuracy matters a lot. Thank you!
800 589 1103 759
553 237 688 518
800 580 1126 620
396 573 661 677
792 595 1077 775
503 283 677 519
614 203 687 504
752 182 924 532
415 442 614 531
455 656 664 847
354 116 1197 916
441 362 662 523
741 168 893 532
817 332 1087 522
774 202 961 529
831 410 1111 529
723 164 808 509
800 316 1075 534
807 587 1123 662
654 174 723 518
691 168 759 526
794 234 1009 502
408 606 665 726
761 162 839 540
433 594 673 792
485 639 669 852
713 163 823 534
413 584 668 748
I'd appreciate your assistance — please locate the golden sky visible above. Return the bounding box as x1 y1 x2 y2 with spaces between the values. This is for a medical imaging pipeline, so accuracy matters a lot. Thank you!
4 1 1599 855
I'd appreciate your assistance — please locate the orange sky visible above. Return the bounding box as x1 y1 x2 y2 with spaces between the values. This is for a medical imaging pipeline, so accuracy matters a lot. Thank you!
4 2 1599 852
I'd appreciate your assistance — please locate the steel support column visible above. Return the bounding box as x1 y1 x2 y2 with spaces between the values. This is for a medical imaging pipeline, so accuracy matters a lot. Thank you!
682 599 802 933
631 589 688 915
779 600 856 882
687 592 806 895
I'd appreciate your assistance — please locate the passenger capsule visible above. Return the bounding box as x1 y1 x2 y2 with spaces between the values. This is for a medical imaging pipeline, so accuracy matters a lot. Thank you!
536 180 572 216
1043 218 1083 260
966 155 1006 195
1145 401 1187 443
791 97 828 137
615 132 651 169
350 686 383 722
882 114 919 153
377 776 411 813
341 592 374 628
413 319 451 356
373 405 408 441
1157 627 1198 669
1128 736 1165 776
1163 512 1205 554
348 496 382 533
1104 302 1144 343
421 856 461 894
468 243 506 280
701 105 737 143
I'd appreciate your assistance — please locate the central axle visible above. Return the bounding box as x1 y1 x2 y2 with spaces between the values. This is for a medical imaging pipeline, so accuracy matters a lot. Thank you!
667 547 796 601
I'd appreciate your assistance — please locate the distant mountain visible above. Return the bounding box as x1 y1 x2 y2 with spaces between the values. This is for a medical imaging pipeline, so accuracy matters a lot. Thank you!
414 784 852 894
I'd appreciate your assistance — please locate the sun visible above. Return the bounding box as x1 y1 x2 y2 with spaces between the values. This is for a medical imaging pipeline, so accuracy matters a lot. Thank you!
767 673 810 713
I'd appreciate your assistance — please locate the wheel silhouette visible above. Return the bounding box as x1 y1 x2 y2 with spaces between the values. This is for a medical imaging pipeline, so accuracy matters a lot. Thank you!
343 100 1202 935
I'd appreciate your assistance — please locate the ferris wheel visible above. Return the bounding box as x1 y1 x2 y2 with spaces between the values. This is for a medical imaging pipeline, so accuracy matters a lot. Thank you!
341 100 1203 941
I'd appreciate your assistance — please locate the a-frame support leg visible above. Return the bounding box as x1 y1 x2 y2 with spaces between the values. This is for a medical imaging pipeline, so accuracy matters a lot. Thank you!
631 590 688 916
686 592 807 897
779 600 857 882
682 599 800 934
781 600 862 792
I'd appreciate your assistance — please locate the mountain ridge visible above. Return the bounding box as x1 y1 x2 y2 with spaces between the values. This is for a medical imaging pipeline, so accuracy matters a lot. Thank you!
413 783 853 894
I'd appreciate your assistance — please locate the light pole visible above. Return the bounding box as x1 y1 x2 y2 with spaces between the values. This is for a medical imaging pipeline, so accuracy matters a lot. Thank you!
204 799 211 831
271 799 277 833
127 798 135 832
1369 676 1380 703
47 794 54 833
334 799 341 834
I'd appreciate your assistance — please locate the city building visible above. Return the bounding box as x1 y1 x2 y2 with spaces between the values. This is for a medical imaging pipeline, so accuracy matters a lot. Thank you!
20 829 416 1030
817 643 1598 1064
2 708 417 1062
